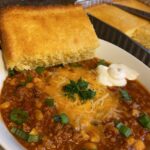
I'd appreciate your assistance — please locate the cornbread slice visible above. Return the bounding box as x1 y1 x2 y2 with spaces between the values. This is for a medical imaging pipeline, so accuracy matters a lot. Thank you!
86 4 149 36
138 0 150 6
114 0 150 12
0 5 99 70
132 23 150 49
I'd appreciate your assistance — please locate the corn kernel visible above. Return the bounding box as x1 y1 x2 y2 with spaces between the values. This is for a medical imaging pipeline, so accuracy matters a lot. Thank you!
10 79 16 86
132 109 140 117
30 128 38 135
35 101 42 108
26 83 33 88
33 78 41 83
0 101 10 109
127 137 135 146
91 133 100 143
83 142 97 150
35 109 43 121
134 140 145 150
87 126 100 143
81 131 90 140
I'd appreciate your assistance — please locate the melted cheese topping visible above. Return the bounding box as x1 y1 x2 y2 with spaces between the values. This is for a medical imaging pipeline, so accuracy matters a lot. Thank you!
35 66 121 142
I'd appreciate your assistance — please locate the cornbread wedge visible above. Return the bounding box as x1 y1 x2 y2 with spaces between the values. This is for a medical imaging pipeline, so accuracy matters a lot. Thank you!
0 5 99 70
114 0 150 12
132 23 150 49
86 4 149 36
139 0 150 6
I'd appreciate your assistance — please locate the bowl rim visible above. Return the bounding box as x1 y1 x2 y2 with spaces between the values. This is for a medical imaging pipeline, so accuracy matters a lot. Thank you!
0 39 150 150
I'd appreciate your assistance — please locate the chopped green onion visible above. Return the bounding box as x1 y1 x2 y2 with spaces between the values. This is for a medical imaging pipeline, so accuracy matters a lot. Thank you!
11 127 17 133
44 98 54 107
115 121 124 129
11 127 40 142
119 126 131 138
97 59 108 66
119 89 132 102
8 69 16 77
138 114 150 129
53 115 61 123
27 135 40 143
11 127 29 140
53 113 69 125
115 121 132 137
10 108 28 125
35 67 45 74
60 113 69 124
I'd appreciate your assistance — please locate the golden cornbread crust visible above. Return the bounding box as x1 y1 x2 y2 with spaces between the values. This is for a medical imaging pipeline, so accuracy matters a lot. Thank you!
0 5 99 70
132 23 150 49
86 4 149 36
114 0 150 12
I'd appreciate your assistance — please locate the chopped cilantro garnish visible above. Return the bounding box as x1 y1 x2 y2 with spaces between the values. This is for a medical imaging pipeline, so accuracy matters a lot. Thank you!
77 78 88 90
63 80 78 94
119 89 132 102
63 78 96 102
35 67 45 74
64 93 75 100
79 89 96 101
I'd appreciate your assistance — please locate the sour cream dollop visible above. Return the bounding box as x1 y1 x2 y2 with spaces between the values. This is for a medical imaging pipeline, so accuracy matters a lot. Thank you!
97 64 139 87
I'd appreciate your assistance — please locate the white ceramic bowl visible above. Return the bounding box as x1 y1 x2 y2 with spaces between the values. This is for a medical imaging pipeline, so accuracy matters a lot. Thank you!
0 39 150 150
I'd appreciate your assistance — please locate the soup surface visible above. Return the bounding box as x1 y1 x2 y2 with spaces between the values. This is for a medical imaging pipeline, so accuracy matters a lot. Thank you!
0 58 150 150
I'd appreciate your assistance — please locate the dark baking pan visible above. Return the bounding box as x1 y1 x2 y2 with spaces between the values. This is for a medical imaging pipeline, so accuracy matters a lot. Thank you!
112 3 150 21
0 0 75 7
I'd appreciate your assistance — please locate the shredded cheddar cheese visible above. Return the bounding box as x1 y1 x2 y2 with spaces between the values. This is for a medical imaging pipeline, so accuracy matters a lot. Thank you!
35 66 121 142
